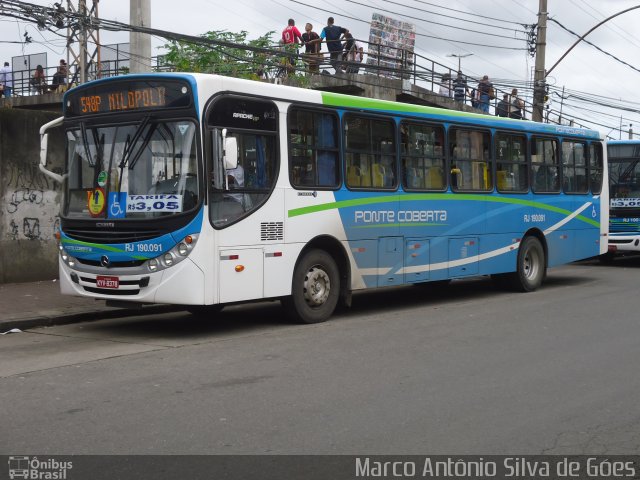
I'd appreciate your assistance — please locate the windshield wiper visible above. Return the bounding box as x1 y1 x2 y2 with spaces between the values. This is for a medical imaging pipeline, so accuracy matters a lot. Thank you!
117 115 151 193
128 122 158 172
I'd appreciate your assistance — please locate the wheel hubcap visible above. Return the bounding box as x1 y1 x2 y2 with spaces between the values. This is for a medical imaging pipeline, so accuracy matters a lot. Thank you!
523 248 540 280
303 266 330 307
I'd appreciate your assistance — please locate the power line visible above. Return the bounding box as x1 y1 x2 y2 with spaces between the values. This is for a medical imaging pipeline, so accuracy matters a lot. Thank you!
548 17 640 76
378 0 528 34
286 0 527 50
342 0 528 41
409 0 525 26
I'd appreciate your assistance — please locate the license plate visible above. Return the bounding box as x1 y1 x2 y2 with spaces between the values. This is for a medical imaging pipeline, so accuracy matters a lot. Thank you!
96 275 119 289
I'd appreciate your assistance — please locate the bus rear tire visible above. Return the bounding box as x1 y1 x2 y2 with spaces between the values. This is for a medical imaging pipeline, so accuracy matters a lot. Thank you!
514 236 546 292
282 249 340 324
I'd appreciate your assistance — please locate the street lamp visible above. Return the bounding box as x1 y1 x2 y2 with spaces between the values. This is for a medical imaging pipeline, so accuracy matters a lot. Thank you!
447 53 473 72
605 124 632 140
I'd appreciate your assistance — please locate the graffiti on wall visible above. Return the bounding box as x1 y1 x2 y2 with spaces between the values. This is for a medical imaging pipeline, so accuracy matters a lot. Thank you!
3 161 59 242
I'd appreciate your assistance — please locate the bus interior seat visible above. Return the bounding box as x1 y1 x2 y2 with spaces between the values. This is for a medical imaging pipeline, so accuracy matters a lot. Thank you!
347 166 361 186
372 163 385 187
428 167 443 189
406 167 423 189
497 170 508 190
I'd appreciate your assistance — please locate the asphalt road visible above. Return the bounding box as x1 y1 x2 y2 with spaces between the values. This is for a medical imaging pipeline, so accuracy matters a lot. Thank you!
1 258 640 455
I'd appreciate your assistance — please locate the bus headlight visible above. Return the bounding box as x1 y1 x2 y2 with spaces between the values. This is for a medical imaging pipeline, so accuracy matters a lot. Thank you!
146 234 198 273
59 247 77 269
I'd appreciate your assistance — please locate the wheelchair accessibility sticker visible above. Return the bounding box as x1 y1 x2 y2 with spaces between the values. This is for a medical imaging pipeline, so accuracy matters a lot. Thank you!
108 192 127 219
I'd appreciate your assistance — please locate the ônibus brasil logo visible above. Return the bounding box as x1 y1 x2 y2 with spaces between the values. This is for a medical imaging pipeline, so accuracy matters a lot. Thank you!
8 456 72 479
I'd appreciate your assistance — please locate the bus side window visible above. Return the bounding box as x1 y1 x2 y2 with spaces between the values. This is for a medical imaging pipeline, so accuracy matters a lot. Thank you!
589 143 603 194
401 121 446 192
345 114 395 190
495 132 527 193
450 128 491 191
531 137 559 193
288 108 339 189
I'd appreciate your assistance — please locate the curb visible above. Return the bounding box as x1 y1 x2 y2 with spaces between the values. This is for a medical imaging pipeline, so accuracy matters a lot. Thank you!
1 304 184 332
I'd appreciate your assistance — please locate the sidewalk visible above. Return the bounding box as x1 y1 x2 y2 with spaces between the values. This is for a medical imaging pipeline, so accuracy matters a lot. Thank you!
0 280 177 331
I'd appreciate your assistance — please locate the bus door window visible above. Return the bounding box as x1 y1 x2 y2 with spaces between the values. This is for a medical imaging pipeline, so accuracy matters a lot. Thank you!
206 96 279 228
288 108 339 188
531 137 560 193
401 122 445 191
495 132 527 192
210 129 277 227
588 143 603 194
449 128 492 191
345 114 396 189
562 140 588 193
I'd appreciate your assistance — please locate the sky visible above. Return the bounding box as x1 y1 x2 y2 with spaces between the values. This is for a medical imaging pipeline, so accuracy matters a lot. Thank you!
1 0 639 138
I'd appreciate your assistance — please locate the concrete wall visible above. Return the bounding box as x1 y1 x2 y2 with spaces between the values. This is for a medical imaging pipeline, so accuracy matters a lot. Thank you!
0 108 65 283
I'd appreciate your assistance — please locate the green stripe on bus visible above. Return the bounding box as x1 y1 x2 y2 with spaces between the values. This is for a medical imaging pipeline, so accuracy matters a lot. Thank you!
320 92 472 118
288 194 600 227
62 238 124 253
61 238 149 260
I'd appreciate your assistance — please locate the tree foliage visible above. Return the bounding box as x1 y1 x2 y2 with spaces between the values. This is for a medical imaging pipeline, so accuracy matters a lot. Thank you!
163 30 276 80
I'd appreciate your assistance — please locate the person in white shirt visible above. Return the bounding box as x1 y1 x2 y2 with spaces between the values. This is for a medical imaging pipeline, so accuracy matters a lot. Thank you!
0 62 13 98
439 72 452 98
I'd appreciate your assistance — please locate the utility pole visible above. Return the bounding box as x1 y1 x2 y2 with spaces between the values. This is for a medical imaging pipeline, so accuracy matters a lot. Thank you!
532 0 547 122
67 0 101 84
130 0 151 73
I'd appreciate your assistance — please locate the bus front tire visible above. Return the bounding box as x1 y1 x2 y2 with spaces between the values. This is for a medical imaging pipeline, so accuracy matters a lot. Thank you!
514 236 546 292
282 249 340 324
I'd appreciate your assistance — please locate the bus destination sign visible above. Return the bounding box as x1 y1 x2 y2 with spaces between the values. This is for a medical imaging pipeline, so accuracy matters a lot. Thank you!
66 80 192 116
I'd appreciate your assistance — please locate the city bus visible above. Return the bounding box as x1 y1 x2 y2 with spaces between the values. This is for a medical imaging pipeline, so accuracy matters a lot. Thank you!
39 73 608 323
605 140 640 259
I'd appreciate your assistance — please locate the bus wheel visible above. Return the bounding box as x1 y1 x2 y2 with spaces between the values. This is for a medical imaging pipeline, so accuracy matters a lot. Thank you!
514 236 546 292
283 249 340 324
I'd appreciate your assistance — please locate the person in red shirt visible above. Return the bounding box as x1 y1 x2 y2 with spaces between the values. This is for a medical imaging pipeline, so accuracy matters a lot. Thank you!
282 19 302 45
281 19 303 73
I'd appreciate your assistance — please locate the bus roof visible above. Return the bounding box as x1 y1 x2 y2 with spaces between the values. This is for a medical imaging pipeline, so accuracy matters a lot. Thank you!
67 72 602 140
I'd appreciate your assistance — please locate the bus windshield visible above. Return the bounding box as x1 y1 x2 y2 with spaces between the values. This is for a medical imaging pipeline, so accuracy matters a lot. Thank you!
64 119 200 219
609 144 640 200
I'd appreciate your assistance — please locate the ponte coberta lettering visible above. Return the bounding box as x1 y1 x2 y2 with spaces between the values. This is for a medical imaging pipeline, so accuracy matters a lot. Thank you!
354 209 447 224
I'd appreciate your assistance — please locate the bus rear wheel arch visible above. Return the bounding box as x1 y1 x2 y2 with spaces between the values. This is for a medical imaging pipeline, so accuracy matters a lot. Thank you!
493 234 546 292
282 248 341 324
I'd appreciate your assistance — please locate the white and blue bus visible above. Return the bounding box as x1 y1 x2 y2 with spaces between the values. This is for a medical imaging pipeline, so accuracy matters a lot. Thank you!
39 73 608 323
606 140 640 259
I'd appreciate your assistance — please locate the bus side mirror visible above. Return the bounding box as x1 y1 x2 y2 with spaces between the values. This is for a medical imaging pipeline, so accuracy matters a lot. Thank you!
39 116 64 183
224 137 238 170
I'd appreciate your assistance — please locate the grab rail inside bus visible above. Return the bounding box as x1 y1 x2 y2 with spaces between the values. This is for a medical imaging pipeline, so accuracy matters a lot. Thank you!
39 116 64 183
